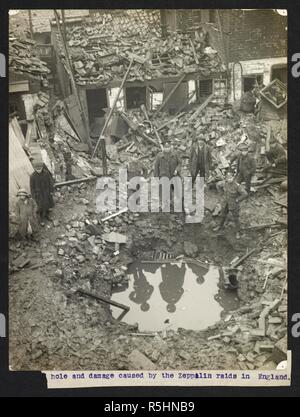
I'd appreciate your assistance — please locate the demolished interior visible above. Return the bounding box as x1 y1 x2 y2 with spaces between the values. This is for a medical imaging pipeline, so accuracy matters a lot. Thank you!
9 9 287 371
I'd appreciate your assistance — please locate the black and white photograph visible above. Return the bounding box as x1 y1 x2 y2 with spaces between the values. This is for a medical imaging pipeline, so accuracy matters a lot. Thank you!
8 8 288 373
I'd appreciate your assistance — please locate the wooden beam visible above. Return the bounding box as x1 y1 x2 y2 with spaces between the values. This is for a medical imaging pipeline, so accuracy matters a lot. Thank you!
54 176 97 187
189 94 214 122
157 112 185 132
54 10 91 151
76 289 129 312
230 247 257 268
140 104 163 150
92 59 134 161
154 73 186 115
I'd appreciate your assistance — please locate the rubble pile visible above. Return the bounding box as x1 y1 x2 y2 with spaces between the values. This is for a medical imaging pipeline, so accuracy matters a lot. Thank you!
9 36 50 78
55 11 225 86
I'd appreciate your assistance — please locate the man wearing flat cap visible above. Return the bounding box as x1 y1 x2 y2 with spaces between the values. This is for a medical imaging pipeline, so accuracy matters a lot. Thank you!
189 133 212 186
230 143 256 194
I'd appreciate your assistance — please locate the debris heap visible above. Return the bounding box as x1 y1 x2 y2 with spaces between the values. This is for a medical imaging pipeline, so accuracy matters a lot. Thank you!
55 10 226 86
9 36 50 78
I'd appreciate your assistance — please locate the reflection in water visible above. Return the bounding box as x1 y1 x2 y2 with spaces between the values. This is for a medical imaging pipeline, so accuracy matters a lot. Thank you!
129 264 154 312
111 261 229 332
159 263 186 313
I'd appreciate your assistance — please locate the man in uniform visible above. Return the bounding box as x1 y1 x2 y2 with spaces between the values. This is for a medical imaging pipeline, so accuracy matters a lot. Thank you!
213 170 248 239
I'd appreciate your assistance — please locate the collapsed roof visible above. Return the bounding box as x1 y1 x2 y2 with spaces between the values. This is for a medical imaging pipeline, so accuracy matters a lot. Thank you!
9 36 50 79
55 10 226 87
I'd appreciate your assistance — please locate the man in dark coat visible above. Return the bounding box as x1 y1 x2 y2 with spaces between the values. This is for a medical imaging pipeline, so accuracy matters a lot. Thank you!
30 160 55 220
129 265 154 312
159 263 186 313
153 142 181 179
189 134 212 185
230 143 256 194
213 170 248 239
153 142 182 211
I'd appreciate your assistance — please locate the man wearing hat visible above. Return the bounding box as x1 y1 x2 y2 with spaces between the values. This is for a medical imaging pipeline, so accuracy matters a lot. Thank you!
30 161 55 220
213 170 248 239
189 133 212 186
15 189 39 240
230 143 256 194
153 141 181 179
153 141 181 211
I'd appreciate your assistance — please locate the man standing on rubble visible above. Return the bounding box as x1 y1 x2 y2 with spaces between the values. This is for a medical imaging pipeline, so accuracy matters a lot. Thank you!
154 141 181 179
213 170 248 239
153 141 181 211
189 134 212 185
30 160 55 221
230 143 256 194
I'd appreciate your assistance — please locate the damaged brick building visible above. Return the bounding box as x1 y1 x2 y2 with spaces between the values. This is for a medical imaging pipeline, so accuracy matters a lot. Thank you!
8 9 288 373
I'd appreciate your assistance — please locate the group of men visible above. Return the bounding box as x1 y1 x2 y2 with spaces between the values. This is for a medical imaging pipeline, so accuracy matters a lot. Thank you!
152 129 286 239
13 121 286 243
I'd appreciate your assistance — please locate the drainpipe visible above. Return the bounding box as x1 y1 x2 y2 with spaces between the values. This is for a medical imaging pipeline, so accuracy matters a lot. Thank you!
28 10 34 40
216 10 230 104
160 10 168 39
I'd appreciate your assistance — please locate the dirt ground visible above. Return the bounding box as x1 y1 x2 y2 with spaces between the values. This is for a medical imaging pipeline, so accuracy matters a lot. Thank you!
9 177 287 371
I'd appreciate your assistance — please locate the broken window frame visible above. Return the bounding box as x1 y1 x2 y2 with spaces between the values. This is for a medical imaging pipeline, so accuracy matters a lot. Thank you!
107 86 125 111
196 79 213 102
125 86 147 110
242 74 264 93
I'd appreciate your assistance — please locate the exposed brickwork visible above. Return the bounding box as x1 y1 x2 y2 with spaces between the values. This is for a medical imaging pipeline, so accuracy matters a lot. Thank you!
222 9 287 62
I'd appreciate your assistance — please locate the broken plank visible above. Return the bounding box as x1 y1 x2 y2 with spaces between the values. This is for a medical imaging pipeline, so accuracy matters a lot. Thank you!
274 200 287 208
157 112 185 132
76 289 129 312
54 176 97 187
101 208 128 222
189 39 199 64
189 94 214 122
231 247 257 268
154 73 186 115
242 223 279 230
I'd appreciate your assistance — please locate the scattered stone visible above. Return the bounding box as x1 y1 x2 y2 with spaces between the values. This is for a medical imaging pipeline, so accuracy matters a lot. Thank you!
32 350 44 360
183 241 198 257
80 198 90 205
268 316 282 325
128 349 157 370
272 335 287 363
207 334 221 341
178 350 190 361
58 249 65 256
55 269 63 278
76 255 85 263
259 344 274 352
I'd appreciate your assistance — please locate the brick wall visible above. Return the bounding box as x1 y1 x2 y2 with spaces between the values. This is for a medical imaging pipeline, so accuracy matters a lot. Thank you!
223 9 287 63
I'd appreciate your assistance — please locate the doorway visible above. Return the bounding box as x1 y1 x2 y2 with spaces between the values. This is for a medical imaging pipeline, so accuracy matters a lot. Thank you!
86 88 108 138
